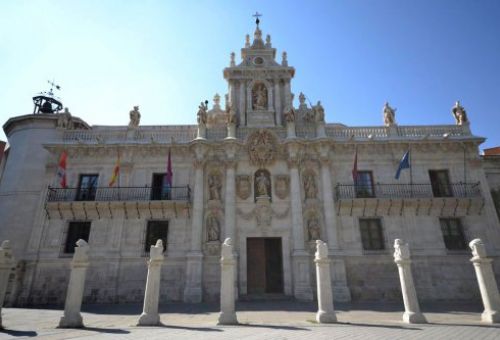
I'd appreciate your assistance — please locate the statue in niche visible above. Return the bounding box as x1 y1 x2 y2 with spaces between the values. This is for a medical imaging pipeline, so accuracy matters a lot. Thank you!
128 106 141 127
206 214 220 242
308 217 321 241
383 102 396 127
304 173 318 199
452 101 468 126
252 83 268 110
197 101 208 126
255 170 271 198
208 174 222 201
314 101 325 122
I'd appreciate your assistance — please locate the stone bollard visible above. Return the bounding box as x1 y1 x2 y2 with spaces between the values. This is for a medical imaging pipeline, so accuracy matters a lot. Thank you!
217 238 238 325
138 239 165 326
393 239 427 324
314 240 337 323
0 241 15 329
469 239 500 323
59 239 90 328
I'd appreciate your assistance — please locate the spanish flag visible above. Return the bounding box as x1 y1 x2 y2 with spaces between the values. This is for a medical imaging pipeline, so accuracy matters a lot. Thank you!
109 154 120 187
57 150 68 188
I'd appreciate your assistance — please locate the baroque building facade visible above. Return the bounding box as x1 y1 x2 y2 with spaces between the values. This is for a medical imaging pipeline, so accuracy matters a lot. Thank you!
1 24 500 306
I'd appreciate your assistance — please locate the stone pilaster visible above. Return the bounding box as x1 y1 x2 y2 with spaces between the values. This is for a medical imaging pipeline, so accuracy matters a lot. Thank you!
274 81 282 126
393 239 427 324
184 146 206 303
137 240 164 326
287 144 313 301
0 241 15 329
217 238 238 325
239 81 246 126
59 239 90 328
469 239 500 323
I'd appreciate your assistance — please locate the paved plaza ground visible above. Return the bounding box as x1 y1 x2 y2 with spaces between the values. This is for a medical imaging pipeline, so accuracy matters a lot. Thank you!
1 301 499 339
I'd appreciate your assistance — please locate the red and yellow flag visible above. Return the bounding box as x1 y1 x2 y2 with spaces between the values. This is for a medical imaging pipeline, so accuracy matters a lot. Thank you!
57 150 68 188
109 154 120 187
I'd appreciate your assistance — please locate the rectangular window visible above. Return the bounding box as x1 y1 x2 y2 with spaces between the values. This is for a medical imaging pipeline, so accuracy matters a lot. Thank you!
151 173 171 200
76 174 99 201
144 221 168 253
355 171 375 198
359 218 385 250
64 221 91 253
429 170 452 197
440 218 467 250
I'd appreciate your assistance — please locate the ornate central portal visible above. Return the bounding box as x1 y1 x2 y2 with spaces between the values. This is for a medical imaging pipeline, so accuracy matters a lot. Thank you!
246 237 284 294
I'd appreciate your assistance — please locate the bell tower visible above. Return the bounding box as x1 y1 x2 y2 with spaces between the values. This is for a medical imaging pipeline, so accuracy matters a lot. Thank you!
223 15 295 127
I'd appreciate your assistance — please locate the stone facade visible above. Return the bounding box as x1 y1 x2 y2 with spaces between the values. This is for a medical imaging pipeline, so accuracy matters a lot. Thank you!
1 23 500 307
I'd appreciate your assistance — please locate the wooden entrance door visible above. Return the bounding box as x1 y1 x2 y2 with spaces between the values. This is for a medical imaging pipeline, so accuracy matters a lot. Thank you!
247 238 284 294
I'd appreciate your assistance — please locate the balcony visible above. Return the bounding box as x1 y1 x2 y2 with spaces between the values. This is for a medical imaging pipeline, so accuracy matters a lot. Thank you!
45 186 191 220
334 182 484 217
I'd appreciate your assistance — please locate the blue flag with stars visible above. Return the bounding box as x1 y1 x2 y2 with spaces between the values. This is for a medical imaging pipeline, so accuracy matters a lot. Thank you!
395 150 410 180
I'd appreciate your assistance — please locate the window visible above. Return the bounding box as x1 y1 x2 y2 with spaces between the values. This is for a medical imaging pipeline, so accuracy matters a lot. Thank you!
144 221 168 253
359 218 385 250
355 171 375 198
429 170 452 197
151 173 171 200
440 218 467 250
76 174 99 201
64 222 91 253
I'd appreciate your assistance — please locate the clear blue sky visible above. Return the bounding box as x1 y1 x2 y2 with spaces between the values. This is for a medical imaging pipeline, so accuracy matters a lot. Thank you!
1 0 499 149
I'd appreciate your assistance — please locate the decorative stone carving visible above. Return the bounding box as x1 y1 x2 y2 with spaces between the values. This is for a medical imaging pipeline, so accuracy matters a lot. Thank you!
255 203 272 227
252 83 268 110
282 51 288 66
206 214 220 242
218 238 238 325
303 172 318 199
314 101 325 123
383 102 396 127
197 101 208 126
129 106 141 128
274 175 290 199
236 175 251 200
208 173 222 201
247 129 278 166
57 108 74 129
254 169 271 199
284 105 295 123
452 101 469 126
230 52 235 67
307 217 321 241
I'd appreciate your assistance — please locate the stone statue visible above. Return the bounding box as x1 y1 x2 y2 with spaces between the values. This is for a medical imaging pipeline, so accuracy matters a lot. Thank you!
282 51 288 66
265 34 271 47
284 105 295 123
299 92 306 106
308 218 321 241
256 171 270 197
197 101 208 125
393 239 410 261
208 174 222 200
304 174 318 199
469 238 487 258
245 34 250 48
452 101 469 125
230 52 235 67
57 107 74 129
383 102 396 127
129 106 141 128
252 83 267 110
314 101 325 122
226 104 237 124
207 215 220 242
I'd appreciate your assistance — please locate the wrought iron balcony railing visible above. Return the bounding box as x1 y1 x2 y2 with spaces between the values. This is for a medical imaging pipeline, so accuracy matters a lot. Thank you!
335 182 481 200
47 186 191 203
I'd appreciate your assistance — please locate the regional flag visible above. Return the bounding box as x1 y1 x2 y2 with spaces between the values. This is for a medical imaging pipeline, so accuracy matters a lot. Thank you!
352 148 358 184
395 150 410 180
165 148 173 188
57 150 68 188
109 154 120 187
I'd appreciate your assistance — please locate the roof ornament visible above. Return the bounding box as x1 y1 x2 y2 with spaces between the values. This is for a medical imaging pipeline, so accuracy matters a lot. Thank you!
253 11 262 27
282 51 288 66
32 79 63 114
452 100 469 126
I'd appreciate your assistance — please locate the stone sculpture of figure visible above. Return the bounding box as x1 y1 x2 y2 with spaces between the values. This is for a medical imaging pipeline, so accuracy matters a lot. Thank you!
299 92 306 106
383 102 396 127
304 174 318 199
197 101 208 126
252 84 268 110
57 107 74 129
393 239 410 261
314 101 325 122
469 238 487 258
207 215 220 242
208 174 222 200
226 104 237 125
284 106 295 123
282 51 288 66
452 101 469 126
129 106 141 127
245 34 250 48
256 171 270 197
308 218 321 241
230 52 235 67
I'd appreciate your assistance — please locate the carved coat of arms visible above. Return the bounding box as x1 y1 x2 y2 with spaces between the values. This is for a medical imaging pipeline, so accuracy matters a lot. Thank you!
247 129 277 166
236 175 251 200
274 175 290 200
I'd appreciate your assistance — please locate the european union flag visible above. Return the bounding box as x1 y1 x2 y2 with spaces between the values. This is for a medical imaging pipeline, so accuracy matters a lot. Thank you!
395 150 410 180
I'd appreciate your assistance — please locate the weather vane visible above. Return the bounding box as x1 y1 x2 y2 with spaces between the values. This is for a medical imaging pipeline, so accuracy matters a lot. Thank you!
253 12 262 26
47 79 61 95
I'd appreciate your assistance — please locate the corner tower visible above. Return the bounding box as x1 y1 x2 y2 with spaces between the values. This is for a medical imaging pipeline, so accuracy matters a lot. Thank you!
223 20 295 127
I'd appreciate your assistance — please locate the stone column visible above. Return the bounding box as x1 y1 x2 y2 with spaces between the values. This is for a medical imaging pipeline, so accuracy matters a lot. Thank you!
138 240 164 326
59 239 90 328
0 241 15 329
469 239 500 323
239 81 246 126
224 154 237 241
288 144 313 301
184 147 205 303
393 239 427 324
274 81 281 126
318 150 339 250
315 240 337 323
217 238 238 325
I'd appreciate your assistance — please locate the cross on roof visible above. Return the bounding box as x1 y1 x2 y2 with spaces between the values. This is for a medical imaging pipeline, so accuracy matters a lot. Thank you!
253 12 262 26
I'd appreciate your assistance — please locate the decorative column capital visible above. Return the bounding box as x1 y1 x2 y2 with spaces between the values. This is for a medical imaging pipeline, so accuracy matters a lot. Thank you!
193 159 205 170
224 159 237 170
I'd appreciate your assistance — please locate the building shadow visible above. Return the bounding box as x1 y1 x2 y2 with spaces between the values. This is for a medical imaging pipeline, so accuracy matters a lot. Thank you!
0 329 38 337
